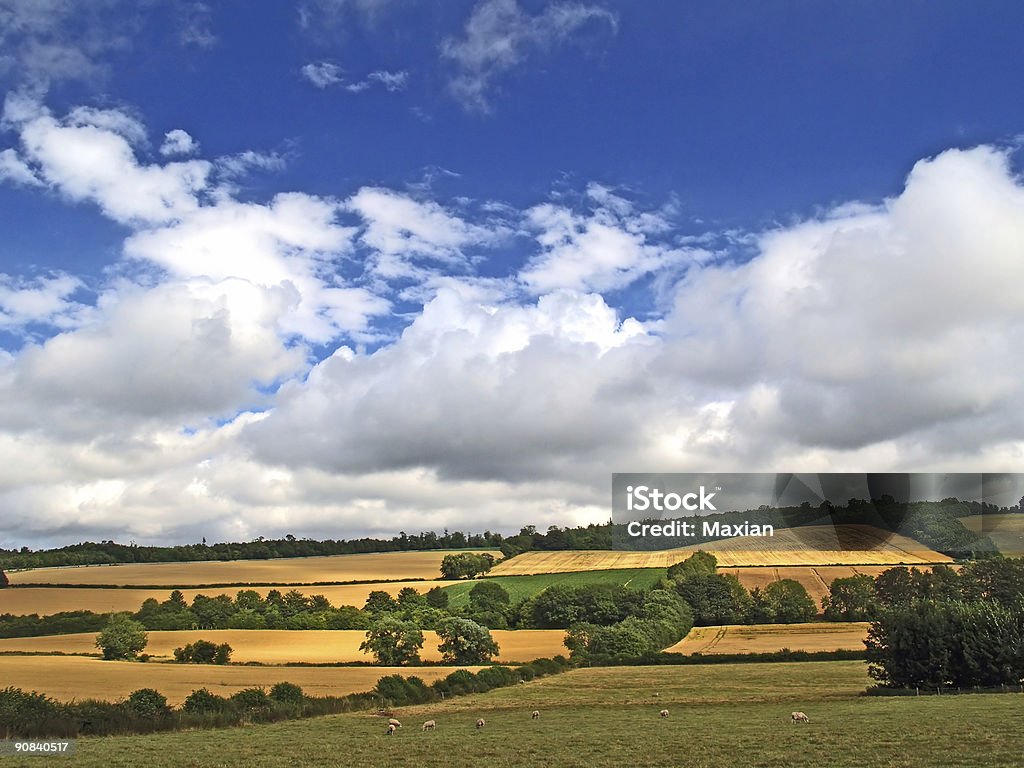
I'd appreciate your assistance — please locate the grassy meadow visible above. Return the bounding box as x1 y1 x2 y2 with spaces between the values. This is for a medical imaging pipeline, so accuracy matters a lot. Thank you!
440 568 667 608
4 661 1021 768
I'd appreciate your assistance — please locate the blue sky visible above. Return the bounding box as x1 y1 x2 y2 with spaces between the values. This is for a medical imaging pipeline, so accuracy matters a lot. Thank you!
2 1 1024 548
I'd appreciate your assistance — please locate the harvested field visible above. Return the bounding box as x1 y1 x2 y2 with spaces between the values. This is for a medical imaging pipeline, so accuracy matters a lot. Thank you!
959 513 1024 555
489 525 949 575
664 622 870 655
0 629 568 664
6 550 501 587
0 580 457 616
0 655 482 706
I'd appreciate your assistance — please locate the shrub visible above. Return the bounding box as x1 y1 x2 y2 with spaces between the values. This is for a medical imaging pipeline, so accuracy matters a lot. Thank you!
269 682 304 705
230 687 269 710
125 688 169 719
173 640 232 664
182 688 228 714
0 687 62 736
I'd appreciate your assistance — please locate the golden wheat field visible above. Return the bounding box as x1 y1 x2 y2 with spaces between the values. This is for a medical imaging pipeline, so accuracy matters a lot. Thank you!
0 580 458 616
7 550 501 587
0 629 567 664
488 525 949 575
720 565 930 609
0 655 484 705
663 622 870 655
959 513 1024 555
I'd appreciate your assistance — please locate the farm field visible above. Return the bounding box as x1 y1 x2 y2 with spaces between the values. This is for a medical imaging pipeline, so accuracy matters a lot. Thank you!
0 580 458 616
441 568 667 608
5 662 1022 768
664 622 870 655
489 525 950 575
0 629 568 664
959 513 1024 555
6 550 501 586
721 565 924 609
0 655 482 706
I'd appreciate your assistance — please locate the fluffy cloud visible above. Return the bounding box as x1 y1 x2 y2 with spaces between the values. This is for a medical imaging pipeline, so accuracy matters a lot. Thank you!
0 272 85 330
3 97 1024 548
442 0 617 112
160 128 198 157
519 185 695 294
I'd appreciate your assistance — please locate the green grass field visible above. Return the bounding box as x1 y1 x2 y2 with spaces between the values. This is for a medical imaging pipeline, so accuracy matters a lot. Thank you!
441 568 667 608
8 661 1022 767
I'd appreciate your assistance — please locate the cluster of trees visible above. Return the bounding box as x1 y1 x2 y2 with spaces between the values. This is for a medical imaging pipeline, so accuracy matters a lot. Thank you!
173 639 232 665
439 552 495 580
359 616 500 665
668 551 817 626
866 600 1024 689
822 559 1024 621
0 533 504 571
134 588 369 631
850 558 1024 689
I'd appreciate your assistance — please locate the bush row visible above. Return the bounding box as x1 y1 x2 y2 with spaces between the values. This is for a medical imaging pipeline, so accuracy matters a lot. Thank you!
0 657 573 739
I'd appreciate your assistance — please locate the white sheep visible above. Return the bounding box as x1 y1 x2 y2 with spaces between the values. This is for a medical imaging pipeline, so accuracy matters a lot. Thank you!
476 718 486 729
386 723 397 735
531 710 540 720
388 718 402 728
422 719 436 731
791 711 810 724
659 709 669 718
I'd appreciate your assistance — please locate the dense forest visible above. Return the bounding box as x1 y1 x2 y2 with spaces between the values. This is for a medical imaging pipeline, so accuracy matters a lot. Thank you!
1 497 1014 572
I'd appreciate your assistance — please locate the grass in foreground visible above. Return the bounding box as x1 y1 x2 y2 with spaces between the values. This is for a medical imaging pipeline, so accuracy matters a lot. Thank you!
7 662 1021 768
440 568 667 607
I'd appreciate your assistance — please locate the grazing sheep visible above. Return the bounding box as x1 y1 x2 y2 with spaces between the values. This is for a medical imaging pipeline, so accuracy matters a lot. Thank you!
791 711 810 724
659 709 669 718
476 718 486 729
388 718 402 728
422 720 436 731
531 710 540 720
386 723 397 735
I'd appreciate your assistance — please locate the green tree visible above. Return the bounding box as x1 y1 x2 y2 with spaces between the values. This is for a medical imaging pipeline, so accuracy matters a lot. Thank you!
359 617 425 665
363 590 398 614
675 574 748 626
469 581 511 617
823 574 878 620
436 617 500 664
760 579 816 623
0 568 8 588
425 586 450 610
95 613 148 660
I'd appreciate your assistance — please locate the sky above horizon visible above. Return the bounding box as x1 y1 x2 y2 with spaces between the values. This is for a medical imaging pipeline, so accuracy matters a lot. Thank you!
2 0 1024 549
